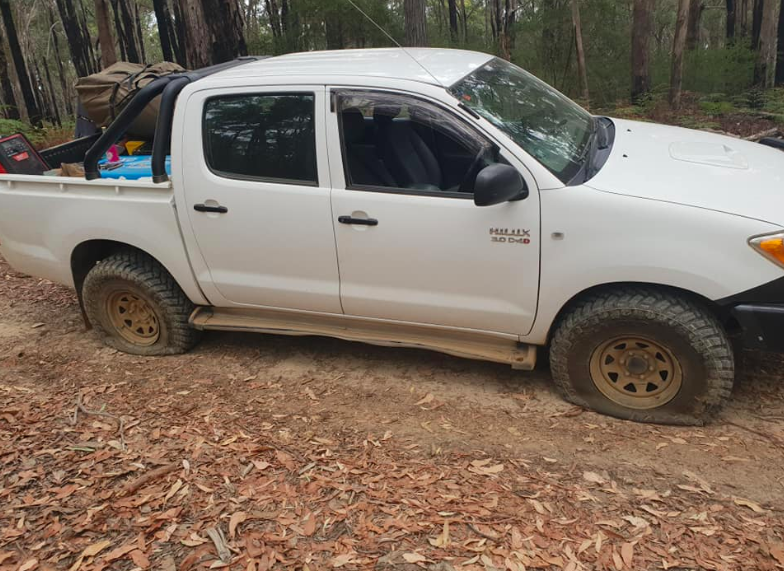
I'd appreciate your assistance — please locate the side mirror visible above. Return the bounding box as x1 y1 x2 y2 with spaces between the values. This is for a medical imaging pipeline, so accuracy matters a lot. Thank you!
473 164 528 207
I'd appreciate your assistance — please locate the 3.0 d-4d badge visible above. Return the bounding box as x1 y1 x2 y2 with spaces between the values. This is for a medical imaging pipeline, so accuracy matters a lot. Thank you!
490 228 531 244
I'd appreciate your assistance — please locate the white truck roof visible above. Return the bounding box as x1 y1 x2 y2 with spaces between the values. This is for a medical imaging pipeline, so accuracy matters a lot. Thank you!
212 48 495 87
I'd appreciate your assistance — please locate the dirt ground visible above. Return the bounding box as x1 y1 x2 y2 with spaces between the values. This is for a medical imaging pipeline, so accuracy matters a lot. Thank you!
0 254 783 571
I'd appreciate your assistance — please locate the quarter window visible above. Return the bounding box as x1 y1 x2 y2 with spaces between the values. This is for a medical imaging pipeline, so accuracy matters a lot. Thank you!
203 93 317 185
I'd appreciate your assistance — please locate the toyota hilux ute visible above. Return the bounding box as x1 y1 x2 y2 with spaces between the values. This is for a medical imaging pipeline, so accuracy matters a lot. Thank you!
1 49 783 425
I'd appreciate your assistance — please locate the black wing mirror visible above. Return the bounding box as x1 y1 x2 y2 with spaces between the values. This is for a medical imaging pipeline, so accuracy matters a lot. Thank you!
473 164 528 207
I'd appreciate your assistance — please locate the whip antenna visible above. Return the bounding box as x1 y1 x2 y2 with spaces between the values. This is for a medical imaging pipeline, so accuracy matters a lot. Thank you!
343 0 445 87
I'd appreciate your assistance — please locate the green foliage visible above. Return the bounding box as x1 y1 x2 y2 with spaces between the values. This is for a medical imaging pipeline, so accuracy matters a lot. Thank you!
3 0 783 139
763 88 784 115
698 94 736 116
0 119 74 149
678 116 722 130
682 46 757 95
745 88 766 110
0 119 42 144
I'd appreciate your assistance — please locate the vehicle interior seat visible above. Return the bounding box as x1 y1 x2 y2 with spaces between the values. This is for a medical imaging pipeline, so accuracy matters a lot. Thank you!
341 108 396 187
374 108 442 192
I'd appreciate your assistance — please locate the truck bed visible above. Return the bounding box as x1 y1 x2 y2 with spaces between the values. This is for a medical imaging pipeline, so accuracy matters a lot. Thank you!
0 173 204 304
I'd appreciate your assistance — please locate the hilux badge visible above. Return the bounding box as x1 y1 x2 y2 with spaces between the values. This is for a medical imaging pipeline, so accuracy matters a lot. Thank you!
490 228 531 244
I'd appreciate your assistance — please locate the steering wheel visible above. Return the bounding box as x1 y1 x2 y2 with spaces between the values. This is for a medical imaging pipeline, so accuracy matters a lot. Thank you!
459 145 490 193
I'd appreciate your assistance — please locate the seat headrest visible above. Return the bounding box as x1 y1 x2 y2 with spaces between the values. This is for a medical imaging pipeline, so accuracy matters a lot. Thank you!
373 104 402 123
341 108 366 144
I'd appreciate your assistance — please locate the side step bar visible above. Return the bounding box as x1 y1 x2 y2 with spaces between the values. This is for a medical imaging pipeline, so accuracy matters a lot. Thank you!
190 307 537 370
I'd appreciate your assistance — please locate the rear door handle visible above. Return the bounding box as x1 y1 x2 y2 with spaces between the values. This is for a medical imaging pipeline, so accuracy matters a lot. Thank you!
338 215 378 226
194 203 228 214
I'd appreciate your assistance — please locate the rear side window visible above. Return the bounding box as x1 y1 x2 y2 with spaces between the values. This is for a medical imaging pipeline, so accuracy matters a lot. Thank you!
203 93 317 185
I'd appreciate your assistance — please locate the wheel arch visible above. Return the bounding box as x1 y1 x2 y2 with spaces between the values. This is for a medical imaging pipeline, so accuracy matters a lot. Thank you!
544 281 739 345
71 240 200 326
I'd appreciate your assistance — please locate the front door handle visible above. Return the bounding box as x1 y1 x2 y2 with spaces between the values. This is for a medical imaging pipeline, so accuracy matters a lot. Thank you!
338 215 378 226
194 203 228 214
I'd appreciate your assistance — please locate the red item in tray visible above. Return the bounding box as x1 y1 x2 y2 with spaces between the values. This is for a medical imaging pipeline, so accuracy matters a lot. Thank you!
0 134 48 175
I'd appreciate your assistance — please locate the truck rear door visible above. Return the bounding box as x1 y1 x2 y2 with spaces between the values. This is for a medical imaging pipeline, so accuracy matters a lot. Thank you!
178 86 342 314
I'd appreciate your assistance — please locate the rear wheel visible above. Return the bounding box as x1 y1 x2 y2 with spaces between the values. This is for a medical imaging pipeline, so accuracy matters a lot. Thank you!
549 288 734 425
82 251 201 355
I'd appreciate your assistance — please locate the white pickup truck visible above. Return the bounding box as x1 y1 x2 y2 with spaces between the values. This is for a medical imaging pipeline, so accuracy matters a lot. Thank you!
1 49 783 425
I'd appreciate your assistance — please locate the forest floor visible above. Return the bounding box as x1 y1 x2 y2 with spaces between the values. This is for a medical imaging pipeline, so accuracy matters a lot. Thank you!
2 113 784 571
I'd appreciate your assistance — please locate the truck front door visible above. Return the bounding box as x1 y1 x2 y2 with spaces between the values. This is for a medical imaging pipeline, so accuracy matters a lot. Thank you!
326 89 540 335
180 86 342 313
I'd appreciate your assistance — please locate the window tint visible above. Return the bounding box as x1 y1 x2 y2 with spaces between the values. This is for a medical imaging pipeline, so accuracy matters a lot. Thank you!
203 93 317 185
337 91 502 196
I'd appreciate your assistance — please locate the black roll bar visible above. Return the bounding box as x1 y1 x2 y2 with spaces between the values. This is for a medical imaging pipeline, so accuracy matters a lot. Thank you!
84 56 267 182
151 77 189 183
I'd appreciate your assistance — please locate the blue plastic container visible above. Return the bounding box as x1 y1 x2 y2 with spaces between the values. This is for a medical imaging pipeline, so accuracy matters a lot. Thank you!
98 155 171 180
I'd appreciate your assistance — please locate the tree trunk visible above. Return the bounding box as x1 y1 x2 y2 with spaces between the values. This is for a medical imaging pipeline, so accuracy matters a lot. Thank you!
727 0 736 42
0 28 18 119
404 0 428 47
325 8 344 50
77 0 98 72
152 0 176 62
631 0 655 104
279 0 300 51
686 0 703 49
177 0 211 68
265 0 281 39
499 0 516 61
461 0 468 42
109 0 127 60
35 59 59 126
43 61 62 126
739 0 749 37
93 0 117 68
755 0 778 86
752 0 763 48
31 61 48 123
0 0 41 126
670 0 691 108
281 0 289 34
55 0 92 78
571 0 589 101
49 5 73 115
171 0 187 64
776 0 784 83
199 0 247 64
447 0 459 43
134 1 147 62
118 0 141 63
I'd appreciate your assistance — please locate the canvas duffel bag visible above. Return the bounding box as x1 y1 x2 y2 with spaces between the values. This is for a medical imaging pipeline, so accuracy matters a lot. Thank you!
75 61 186 139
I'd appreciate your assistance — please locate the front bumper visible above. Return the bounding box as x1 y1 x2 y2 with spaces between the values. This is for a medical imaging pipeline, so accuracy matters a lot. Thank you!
731 304 784 351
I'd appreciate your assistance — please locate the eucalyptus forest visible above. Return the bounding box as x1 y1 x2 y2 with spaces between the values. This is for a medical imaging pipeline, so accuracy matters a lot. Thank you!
0 0 783 141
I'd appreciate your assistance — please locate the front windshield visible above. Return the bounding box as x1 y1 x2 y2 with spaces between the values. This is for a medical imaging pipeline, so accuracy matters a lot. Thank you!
450 58 594 183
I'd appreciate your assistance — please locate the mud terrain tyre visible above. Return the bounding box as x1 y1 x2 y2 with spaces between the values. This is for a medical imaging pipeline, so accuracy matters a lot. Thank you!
549 288 734 425
82 251 201 356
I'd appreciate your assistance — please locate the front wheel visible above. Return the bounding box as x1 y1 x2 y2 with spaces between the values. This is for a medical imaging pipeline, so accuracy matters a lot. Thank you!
549 288 734 425
82 251 201 356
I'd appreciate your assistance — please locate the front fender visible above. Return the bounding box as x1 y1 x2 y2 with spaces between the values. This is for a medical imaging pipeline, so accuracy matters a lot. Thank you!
524 186 783 344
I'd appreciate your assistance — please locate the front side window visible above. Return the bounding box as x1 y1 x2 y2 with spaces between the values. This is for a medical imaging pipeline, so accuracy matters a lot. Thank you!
450 58 594 183
203 93 317 185
337 90 504 197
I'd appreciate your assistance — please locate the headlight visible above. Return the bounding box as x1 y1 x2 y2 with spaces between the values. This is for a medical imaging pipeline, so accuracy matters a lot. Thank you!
749 231 784 268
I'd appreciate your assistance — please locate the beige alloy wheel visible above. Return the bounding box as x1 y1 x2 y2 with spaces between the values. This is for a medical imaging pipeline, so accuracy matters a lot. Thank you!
105 289 161 347
589 336 683 410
